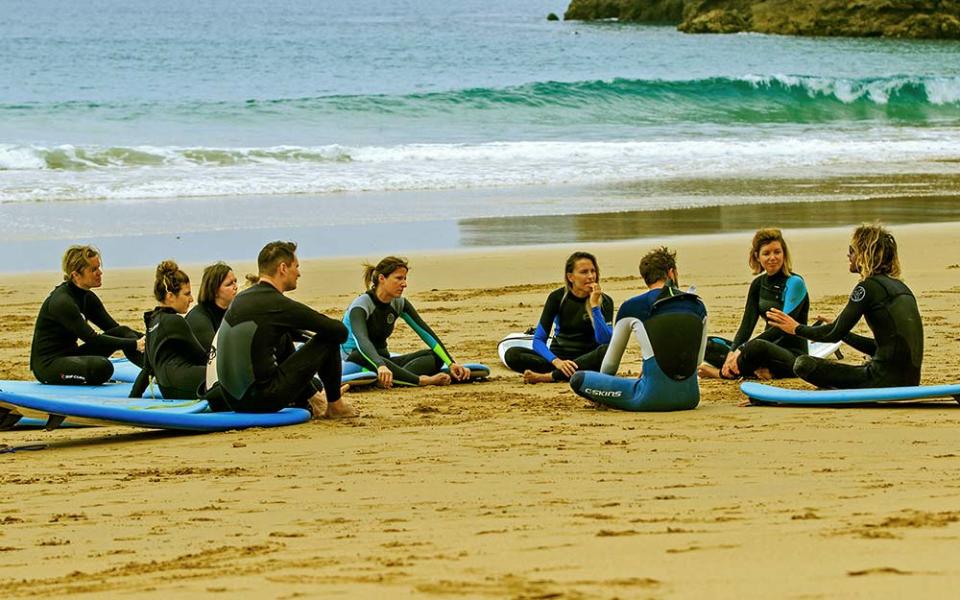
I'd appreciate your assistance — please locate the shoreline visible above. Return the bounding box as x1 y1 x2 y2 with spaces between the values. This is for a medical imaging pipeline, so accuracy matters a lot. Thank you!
3 186 959 274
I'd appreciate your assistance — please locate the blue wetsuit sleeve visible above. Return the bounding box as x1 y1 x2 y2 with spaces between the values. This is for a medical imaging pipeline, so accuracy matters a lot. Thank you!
400 301 455 366
731 278 762 350
781 275 807 315
532 290 561 363
592 306 612 344
347 306 386 369
796 281 871 343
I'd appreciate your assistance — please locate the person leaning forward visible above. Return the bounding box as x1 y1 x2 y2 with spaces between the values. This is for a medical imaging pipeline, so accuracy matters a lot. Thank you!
212 241 358 418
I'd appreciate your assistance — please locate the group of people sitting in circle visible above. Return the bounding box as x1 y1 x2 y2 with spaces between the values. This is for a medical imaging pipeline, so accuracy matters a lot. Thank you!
29 222 923 417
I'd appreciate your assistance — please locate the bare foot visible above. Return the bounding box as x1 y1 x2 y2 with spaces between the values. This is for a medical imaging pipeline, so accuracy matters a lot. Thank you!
753 368 773 381
698 364 721 379
420 373 452 386
522 370 554 384
307 390 328 420
325 398 359 419
339 383 351 395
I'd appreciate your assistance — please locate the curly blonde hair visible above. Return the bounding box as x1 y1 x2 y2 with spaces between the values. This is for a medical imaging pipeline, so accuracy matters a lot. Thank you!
850 224 900 280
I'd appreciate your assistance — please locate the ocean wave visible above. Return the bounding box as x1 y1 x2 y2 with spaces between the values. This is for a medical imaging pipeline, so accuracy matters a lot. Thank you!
3 75 960 128
0 144 352 172
2 133 959 203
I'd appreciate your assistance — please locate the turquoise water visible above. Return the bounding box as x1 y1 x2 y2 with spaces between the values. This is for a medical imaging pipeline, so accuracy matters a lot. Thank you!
2 0 960 254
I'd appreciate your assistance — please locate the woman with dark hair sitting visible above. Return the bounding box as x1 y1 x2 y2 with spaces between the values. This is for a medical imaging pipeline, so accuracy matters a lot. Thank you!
133 260 209 399
503 251 613 384
185 261 238 353
342 256 471 388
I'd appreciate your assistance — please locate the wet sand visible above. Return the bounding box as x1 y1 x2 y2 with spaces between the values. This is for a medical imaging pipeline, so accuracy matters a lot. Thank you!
2 222 960 597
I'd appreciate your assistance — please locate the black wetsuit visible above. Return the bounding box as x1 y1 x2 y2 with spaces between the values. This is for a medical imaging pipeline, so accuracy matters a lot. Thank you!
504 287 613 381
342 291 454 386
132 307 208 399
792 275 923 389
185 301 225 354
705 272 809 378
214 282 347 413
30 281 143 385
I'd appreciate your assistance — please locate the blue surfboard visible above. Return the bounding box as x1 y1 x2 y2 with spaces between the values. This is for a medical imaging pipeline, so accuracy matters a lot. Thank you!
341 361 490 384
741 381 960 406
109 358 141 383
0 380 159 400
0 390 309 432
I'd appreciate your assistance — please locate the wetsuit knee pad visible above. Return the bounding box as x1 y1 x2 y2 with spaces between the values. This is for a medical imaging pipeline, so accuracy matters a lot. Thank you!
794 355 818 378
569 371 585 394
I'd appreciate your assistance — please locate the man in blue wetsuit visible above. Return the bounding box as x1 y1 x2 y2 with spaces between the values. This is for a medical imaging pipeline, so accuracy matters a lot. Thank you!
570 247 707 412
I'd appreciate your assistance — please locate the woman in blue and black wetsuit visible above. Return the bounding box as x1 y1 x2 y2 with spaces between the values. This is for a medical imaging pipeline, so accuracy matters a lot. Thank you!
701 228 809 380
342 256 471 388
503 251 614 384
767 224 923 389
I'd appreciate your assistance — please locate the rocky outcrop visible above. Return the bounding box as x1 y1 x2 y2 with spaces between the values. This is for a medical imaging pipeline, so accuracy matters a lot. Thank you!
564 0 960 39
564 0 685 23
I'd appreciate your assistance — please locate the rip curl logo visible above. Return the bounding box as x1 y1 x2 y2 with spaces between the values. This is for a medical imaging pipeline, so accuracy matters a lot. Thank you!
386 314 396 325
851 286 866 302
584 387 622 399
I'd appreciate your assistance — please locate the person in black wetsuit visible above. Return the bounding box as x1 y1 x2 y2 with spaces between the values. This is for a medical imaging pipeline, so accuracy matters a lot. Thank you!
767 224 923 389
185 262 238 353
212 241 357 417
30 245 144 385
132 261 208 399
342 256 472 388
700 228 810 380
503 251 614 384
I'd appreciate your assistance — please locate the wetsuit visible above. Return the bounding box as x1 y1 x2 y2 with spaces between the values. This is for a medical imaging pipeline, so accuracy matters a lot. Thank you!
132 307 207 399
792 275 923 389
705 272 809 378
30 281 143 385
570 286 707 411
503 287 613 381
341 291 455 386
185 301 225 354
214 282 347 413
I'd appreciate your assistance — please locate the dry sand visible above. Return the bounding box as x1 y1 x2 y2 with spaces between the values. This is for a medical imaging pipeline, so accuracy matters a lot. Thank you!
2 222 960 598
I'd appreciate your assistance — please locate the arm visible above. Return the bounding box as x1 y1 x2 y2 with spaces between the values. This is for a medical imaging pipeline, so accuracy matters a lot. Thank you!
169 318 210 365
277 295 348 344
843 332 877 356
51 293 137 350
399 300 455 366
772 282 871 343
347 306 386 369
83 292 121 333
730 278 762 350
591 294 614 344
531 290 561 362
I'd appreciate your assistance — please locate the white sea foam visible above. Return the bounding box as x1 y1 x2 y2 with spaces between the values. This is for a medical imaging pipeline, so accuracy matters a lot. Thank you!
1 131 959 209
741 74 960 105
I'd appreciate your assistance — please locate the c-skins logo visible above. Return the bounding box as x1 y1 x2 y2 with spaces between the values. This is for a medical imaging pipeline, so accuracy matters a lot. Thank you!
583 387 622 398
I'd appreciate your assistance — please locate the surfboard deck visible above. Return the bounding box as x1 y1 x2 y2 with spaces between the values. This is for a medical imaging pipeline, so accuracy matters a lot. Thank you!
741 381 960 406
0 391 309 431
341 361 490 384
0 380 158 400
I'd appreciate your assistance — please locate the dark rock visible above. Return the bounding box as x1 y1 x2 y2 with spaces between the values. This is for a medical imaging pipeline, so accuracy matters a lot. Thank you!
564 0 960 39
547 12 560 21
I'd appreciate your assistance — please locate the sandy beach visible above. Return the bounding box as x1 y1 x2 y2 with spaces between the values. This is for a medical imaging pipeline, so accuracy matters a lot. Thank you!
2 222 960 598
